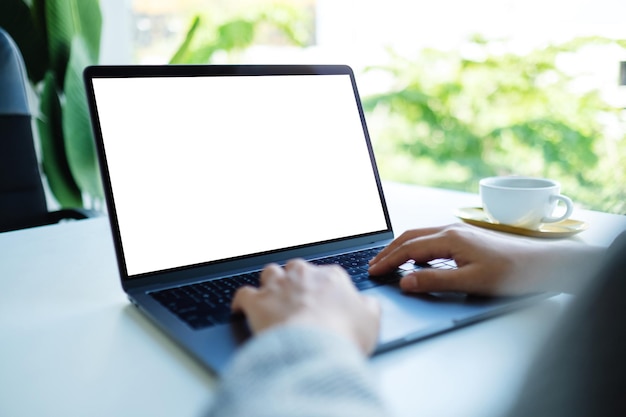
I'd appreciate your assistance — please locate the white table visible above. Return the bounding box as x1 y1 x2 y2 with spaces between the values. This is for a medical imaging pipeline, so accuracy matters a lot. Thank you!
1 182 624 417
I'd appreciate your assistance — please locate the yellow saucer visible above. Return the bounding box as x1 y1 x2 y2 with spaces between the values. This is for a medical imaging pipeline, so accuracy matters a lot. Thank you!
454 207 588 238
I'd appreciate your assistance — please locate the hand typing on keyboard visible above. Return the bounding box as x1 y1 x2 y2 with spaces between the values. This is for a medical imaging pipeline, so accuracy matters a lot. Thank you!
231 259 381 355
368 223 604 296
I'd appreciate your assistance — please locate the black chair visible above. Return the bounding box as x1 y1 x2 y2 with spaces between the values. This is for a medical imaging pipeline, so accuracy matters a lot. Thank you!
0 27 94 232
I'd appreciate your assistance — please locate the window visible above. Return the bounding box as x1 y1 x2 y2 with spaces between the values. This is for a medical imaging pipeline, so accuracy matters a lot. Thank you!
100 0 626 213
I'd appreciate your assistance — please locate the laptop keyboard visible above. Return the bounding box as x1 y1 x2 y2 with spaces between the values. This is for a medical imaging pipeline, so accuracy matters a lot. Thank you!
149 247 457 330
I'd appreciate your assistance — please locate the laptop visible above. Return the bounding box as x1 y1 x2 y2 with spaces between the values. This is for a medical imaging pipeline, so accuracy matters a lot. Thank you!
84 64 548 374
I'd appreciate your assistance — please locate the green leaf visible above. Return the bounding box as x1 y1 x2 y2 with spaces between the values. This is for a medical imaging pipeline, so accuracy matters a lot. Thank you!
216 19 255 50
70 0 102 61
38 71 83 207
62 37 102 202
46 0 102 84
169 15 202 64
0 0 49 83
185 45 218 64
259 5 311 47
46 0 72 83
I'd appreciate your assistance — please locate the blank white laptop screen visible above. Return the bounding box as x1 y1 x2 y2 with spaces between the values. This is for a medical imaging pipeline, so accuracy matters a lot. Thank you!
92 74 388 277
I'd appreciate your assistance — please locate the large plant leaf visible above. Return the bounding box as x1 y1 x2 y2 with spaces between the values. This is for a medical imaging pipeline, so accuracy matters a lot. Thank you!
0 0 48 83
62 37 102 202
169 15 202 64
45 0 72 84
69 0 101 60
215 19 255 51
46 0 102 86
38 70 83 207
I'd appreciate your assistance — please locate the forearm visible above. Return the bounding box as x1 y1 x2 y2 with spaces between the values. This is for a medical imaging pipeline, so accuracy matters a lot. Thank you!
207 326 387 417
525 241 607 294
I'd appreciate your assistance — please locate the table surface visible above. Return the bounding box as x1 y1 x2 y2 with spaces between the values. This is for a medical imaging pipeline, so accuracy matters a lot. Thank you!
1 182 625 417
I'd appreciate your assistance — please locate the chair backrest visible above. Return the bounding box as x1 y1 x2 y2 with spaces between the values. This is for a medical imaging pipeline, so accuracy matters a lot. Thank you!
0 27 49 232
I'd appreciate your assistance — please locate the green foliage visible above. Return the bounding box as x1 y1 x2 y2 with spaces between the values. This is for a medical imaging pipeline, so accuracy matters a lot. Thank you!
364 37 626 214
63 37 103 200
38 71 83 207
1 0 102 208
170 4 311 64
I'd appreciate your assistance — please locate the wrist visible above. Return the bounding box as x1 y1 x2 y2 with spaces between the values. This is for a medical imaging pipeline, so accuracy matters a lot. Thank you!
533 242 606 294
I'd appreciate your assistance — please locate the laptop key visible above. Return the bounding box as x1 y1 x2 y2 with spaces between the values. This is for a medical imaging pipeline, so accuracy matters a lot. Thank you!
150 272 260 329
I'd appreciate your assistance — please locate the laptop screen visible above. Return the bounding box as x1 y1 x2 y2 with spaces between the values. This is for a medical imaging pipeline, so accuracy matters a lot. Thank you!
90 69 390 277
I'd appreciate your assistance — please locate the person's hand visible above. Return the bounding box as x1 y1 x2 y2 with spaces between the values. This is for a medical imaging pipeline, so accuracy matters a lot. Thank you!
231 259 381 355
368 223 596 296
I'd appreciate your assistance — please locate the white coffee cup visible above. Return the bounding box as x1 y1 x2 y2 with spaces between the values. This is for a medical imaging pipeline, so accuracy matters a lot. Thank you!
479 176 574 229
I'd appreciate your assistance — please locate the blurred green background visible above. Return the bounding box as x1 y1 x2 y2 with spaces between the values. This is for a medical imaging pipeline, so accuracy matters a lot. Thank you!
363 37 626 214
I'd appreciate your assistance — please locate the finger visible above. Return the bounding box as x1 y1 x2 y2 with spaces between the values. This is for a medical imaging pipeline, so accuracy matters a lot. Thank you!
370 225 449 265
369 231 455 275
284 259 309 278
283 259 314 289
369 235 447 275
260 263 284 286
398 267 478 294
231 285 260 312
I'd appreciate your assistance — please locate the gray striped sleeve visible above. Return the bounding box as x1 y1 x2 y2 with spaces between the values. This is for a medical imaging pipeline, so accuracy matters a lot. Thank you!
207 325 388 417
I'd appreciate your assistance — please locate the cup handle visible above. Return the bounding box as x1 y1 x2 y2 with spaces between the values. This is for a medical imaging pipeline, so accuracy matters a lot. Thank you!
542 194 574 223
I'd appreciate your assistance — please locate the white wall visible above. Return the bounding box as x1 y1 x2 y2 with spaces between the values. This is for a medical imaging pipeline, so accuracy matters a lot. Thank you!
317 0 626 50
100 0 133 64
